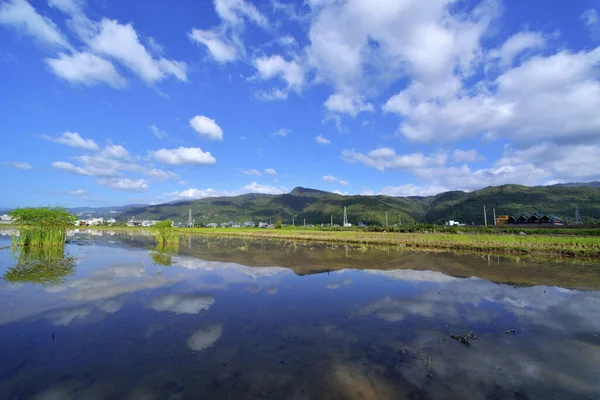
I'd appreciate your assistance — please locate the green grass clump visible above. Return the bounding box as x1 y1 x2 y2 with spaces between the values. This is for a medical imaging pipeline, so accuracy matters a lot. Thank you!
10 207 76 248
152 220 179 246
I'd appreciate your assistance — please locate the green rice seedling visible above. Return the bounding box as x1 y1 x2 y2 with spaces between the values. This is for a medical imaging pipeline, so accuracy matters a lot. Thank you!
3 246 76 285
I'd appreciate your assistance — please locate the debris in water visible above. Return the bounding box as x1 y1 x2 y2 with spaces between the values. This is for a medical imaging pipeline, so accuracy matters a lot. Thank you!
52 332 55 340
505 329 516 335
449 330 476 347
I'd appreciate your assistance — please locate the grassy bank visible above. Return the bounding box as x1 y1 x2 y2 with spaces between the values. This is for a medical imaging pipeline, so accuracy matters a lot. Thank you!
78 225 600 258
174 227 600 258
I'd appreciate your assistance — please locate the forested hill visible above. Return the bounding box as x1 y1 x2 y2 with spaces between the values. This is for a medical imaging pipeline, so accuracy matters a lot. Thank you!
119 185 600 225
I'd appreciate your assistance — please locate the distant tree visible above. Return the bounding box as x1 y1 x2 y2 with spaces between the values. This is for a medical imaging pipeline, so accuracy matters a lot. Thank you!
275 219 283 229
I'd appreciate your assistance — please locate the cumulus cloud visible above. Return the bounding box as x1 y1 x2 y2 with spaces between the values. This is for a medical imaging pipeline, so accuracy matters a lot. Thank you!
189 115 224 140
163 181 287 201
244 169 261 176
52 161 92 176
487 31 546 68
188 28 238 63
46 51 125 87
324 93 374 117
100 144 129 160
253 54 305 92
42 131 99 150
322 175 349 186
1 161 32 170
380 184 451 197
187 324 223 351
342 148 446 172
97 177 148 191
150 147 216 165
315 135 331 145
264 168 276 176
0 0 71 49
89 18 187 84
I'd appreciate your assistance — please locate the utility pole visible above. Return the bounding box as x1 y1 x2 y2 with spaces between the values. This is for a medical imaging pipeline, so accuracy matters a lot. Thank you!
493 208 496 226
343 206 348 227
398 213 401 226
331 215 333 227
385 212 388 227
575 205 582 224
304 218 306 227
188 208 193 228
484 205 487 226
292 217 294 226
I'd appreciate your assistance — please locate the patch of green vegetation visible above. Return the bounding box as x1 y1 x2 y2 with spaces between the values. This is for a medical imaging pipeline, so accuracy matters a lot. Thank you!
152 220 179 246
2 246 76 285
9 207 76 247
150 241 179 266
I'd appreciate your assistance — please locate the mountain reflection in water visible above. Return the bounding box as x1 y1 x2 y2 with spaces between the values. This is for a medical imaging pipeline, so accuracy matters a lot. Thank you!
0 231 599 399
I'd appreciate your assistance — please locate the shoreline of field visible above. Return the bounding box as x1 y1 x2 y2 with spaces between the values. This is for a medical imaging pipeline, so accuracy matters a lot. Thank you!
75 226 600 258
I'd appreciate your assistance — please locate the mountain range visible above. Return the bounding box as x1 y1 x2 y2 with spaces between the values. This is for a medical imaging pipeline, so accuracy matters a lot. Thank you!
118 184 600 225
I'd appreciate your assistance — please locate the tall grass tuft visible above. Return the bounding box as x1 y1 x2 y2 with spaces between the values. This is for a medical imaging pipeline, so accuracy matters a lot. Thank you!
3 246 76 285
10 207 76 248
152 220 179 247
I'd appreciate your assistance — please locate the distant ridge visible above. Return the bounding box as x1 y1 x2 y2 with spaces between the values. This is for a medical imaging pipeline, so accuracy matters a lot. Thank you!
119 183 600 225
548 181 600 188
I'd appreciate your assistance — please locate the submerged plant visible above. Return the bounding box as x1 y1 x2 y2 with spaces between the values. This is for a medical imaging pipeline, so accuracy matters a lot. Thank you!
10 207 76 248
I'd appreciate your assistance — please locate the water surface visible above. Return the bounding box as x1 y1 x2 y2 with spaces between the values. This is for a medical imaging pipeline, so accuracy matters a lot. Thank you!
1 231 599 399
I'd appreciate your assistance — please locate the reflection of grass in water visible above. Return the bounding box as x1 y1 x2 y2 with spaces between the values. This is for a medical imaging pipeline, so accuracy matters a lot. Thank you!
2 246 76 285
150 242 179 266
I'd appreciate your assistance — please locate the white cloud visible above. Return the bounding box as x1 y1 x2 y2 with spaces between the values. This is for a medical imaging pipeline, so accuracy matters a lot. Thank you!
272 128 290 137
97 177 148 191
278 35 296 47
324 93 374 117
0 0 71 49
253 54 304 91
188 28 238 63
315 135 331 145
254 88 287 101
581 9 600 41
67 188 86 196
146 168 180 181
342 148 446 172
164 181 287 201
89 19 187 84
100 144 129 160
452 149 481 163
380 184 451 197
1 161 32 170
42 131 99 150
488 31 546 68
322 175 349 186
51 161 91 176
150 124 167 139
244 169 261 176
45 52 125 88
264 168 276 176
189 115 224 140
215 0 267 27
150 147 216 165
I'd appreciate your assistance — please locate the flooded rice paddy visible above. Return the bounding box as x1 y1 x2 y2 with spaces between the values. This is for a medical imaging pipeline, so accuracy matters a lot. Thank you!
1 230 599 399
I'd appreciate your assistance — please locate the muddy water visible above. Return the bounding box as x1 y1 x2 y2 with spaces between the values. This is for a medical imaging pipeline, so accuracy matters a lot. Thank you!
0 232 599 399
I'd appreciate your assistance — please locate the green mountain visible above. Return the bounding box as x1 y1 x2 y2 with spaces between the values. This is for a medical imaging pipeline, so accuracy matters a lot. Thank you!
119 184 600 225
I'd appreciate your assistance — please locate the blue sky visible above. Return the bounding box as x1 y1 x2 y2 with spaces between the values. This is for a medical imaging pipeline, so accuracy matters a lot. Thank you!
1 0 600 207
